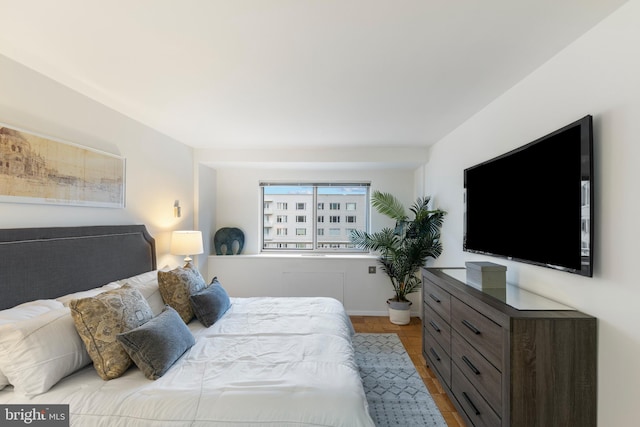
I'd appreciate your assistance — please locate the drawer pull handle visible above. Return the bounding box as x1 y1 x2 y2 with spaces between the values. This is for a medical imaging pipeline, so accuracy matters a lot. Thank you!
462 319 481 335
429 320 441 332
462 392 481 416
429 293 441 303
462 356 481 375
429 348 441 362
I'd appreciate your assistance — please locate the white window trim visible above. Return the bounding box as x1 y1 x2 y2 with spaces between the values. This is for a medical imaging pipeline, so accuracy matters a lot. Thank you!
260 182 370 253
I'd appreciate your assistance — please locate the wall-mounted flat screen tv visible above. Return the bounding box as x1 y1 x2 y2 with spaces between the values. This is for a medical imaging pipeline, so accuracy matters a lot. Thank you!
464 115 593 277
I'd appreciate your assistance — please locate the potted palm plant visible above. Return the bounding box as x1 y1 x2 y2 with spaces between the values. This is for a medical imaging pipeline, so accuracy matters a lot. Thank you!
350 191 446 325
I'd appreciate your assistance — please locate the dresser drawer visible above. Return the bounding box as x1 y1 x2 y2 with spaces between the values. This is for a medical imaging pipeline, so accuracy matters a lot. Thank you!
452 330 502 414
424 327 451 388
423 303 451 354
423 279 451 323
452 364 501 427
451 298 503 370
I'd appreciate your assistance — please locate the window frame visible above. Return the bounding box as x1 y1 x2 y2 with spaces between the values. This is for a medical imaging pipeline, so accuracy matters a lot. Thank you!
260 182 370 253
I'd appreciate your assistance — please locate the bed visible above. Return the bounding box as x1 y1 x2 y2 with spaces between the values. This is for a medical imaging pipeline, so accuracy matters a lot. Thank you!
0 225 374 427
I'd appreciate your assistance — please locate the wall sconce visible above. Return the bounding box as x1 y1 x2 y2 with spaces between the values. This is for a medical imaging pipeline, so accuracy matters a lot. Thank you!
174 200 181 218
171 230 203 268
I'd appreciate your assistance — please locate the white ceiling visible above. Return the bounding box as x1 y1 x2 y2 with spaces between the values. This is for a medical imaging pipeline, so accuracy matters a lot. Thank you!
0 0 628 150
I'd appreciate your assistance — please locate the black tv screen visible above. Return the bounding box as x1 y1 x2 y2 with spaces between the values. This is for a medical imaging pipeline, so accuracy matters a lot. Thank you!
464 115 593 277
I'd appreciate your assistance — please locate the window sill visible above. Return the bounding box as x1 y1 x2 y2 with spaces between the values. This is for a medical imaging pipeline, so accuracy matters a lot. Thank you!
209 253 377 260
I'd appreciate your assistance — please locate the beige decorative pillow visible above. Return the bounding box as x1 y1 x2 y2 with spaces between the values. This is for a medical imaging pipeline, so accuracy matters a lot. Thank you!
158 267 207 323
70 285 153 380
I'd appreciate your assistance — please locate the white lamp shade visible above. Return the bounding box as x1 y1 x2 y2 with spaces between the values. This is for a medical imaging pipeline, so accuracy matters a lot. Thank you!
171 230 204 256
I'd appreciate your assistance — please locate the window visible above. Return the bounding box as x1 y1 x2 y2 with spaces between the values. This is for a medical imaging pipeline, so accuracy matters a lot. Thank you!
261 183 369 252
581 182 590 207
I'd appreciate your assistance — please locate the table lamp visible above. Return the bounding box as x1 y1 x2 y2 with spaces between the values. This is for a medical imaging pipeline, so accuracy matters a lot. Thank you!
171 230 204 268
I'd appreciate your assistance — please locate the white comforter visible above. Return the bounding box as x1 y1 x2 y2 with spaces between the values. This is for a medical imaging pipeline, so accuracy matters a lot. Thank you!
0 297 374 427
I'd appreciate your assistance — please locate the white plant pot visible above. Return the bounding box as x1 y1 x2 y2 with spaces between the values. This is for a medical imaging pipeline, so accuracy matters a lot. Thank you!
387 300 412 325
388 307 411 325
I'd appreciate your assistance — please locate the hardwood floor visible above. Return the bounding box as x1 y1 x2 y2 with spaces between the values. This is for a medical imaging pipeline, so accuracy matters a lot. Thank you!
350 316 466 427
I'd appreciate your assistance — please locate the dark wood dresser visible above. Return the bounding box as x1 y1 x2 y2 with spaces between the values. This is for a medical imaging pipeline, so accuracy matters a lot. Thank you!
422 267 597 427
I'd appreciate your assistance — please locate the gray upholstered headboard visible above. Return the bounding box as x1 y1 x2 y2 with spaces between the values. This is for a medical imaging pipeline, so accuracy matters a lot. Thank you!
0 225 156 310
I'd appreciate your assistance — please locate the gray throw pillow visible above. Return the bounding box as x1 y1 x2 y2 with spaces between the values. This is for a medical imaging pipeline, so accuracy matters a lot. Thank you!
189 279 231 328
116 306 195 380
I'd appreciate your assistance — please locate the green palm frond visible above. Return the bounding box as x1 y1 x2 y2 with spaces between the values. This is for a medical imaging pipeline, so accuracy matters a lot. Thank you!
350 191 446 302
371 191 407 222
410 196 431 216
350 228 399 254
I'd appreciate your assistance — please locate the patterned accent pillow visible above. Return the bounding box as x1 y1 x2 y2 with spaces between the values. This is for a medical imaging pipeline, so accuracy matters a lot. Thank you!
188 267 207 287
158 267 207 323
70 285 154 380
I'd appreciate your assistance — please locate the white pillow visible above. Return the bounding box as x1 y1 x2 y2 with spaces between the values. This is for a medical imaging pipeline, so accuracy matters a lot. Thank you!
0 299 64 325
0 307 92 396
0 299 65 391
117 268 170 316
115 267 169 287
56 282 121 306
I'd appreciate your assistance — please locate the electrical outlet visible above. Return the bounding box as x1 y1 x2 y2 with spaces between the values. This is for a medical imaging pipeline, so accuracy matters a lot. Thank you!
368 266 376 274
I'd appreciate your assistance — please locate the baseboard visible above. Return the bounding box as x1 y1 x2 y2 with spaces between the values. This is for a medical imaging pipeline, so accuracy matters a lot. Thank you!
346 310 422 318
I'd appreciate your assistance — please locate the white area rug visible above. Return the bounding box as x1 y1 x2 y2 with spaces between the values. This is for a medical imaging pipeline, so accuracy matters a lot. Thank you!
353 333 447 427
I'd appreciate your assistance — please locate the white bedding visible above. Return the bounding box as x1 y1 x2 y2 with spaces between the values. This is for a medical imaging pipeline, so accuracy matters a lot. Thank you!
0 297 374 427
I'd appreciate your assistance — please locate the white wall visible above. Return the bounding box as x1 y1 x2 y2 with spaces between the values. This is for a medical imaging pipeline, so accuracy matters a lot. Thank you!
422 1 640 424
211 166 416 254
204 164 425 315
0 55 195 268
209 254 421 316
196 164 217 279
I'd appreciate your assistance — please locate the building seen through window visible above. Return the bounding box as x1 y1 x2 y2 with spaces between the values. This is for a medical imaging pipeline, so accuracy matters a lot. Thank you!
261 183 369 251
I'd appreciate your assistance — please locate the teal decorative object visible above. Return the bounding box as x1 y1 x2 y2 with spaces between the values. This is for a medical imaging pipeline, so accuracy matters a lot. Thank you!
214 227 245 255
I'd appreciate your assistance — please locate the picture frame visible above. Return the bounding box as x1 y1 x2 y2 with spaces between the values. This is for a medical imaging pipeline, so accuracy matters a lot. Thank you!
0 124 125 208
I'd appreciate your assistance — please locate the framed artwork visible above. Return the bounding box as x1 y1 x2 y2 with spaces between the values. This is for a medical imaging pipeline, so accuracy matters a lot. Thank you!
0 124 125 208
